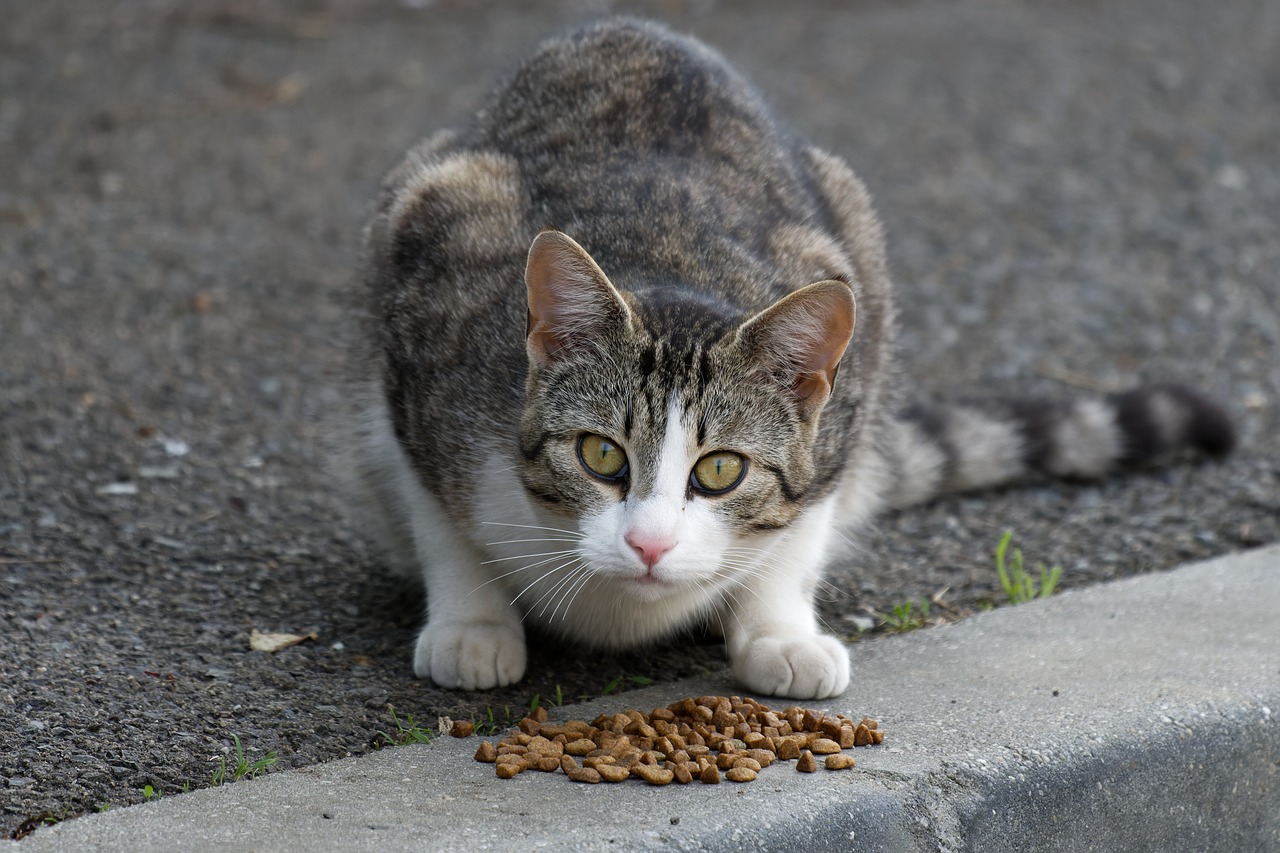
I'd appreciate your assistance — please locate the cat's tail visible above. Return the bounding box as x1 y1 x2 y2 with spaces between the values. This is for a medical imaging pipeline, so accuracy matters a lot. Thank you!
879 384 1236 509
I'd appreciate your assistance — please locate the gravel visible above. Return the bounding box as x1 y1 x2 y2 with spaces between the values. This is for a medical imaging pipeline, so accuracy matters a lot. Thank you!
2 0 1276 836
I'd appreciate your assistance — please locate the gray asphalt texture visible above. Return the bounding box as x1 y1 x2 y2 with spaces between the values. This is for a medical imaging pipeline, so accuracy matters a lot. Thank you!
3 0 1278 837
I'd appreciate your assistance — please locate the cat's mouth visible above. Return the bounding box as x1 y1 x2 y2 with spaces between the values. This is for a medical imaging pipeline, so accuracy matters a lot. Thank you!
623 570 677 600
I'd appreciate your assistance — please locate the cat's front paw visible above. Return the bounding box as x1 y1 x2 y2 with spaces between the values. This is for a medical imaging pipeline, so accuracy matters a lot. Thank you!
413 620 527 690
731 633 850 699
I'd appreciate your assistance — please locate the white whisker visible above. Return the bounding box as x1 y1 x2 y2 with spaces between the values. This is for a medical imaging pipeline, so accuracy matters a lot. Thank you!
480 548 579 566
511 556 582 608
532 563 588 618
479 520 585 538
552 566 597 621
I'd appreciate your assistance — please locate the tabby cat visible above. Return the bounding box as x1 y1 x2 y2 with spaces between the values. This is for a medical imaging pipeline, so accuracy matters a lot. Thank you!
339 18 1233 699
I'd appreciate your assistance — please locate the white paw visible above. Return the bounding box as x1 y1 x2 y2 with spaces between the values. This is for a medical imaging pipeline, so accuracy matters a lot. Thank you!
413 620 527 690
731 633 850 699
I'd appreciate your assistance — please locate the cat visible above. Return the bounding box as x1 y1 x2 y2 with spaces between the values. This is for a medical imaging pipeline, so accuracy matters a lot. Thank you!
337 18 1234 699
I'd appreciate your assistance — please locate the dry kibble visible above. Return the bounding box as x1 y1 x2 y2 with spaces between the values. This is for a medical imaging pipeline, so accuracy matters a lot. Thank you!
565 738 596 756
476 696 885 787
567 767 602 784
810 738 842 755
774 738 800 760
819 717 843 739
633 764 675 786
450 720 475 738
597 764 631 783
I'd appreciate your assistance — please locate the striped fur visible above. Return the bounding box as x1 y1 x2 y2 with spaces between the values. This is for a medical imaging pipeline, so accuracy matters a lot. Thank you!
336 18 1235 700
884 386 1235 509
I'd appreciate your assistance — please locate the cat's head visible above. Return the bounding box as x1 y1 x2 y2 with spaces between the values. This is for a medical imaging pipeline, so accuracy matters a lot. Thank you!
517 231 855 604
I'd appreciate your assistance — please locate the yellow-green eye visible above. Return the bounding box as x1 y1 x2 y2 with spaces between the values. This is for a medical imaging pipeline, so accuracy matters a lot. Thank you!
692 452 746 494
578 434 628 480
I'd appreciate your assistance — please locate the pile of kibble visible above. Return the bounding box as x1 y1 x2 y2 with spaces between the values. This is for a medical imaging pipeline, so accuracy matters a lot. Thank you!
454 695 884 785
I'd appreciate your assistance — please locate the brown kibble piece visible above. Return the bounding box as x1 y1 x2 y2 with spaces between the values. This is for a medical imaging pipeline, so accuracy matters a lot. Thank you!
853 724 874 747
567 767 602 784
495 762 522 779
565 738 596 756
810 738 841 755
838 726 856 748
518 717 541 736
672 762 694 784
531 706 548 724
775 737 802 760
633 764 674 786
744 749 775 767
732 756 762 773
450 720 475 738
797 750 817 773
825 754 856 770
698 763 720 784
597 764 630 783
474 742 497 763
725 766 757 782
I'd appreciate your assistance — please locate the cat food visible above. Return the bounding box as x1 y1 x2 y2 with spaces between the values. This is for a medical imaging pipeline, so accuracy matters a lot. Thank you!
470 695 883 787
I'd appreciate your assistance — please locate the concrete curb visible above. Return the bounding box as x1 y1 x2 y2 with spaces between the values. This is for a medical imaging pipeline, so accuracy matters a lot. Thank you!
9 545 1279 852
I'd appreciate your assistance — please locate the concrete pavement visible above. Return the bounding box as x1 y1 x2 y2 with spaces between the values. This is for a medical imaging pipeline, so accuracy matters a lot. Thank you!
8 544 1278 852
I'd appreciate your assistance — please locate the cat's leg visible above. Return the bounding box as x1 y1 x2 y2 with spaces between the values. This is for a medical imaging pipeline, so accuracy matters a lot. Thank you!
720 496 850 700
399 462 527 691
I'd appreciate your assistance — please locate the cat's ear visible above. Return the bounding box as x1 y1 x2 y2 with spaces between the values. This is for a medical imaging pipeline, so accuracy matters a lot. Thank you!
735 280 856 418
525 230 632 366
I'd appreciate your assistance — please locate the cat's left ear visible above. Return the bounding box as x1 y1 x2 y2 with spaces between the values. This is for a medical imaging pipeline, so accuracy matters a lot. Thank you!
525 230 632 367
735 280 856 418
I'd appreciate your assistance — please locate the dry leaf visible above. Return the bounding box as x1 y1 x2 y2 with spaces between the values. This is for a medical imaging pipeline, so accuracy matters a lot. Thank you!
249 629 317 653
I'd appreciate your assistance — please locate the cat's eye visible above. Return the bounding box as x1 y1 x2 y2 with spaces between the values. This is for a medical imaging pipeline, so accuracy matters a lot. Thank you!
578 434 628 481
691 452 747 495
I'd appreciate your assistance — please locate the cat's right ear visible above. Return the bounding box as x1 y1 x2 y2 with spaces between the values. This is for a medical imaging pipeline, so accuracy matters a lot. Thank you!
525 231 632 367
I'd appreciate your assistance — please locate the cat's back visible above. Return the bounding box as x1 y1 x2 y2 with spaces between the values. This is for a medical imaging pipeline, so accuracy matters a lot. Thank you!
452 17 825 291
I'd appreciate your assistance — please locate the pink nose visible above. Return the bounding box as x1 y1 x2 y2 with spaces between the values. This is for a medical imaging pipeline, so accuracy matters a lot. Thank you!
625 531 674 569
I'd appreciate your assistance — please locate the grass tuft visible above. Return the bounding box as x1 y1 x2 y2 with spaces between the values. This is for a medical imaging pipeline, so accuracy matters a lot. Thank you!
995 530 1062 605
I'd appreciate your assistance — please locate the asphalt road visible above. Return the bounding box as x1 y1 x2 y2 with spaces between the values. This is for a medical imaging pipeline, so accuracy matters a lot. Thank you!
3 0 1277 835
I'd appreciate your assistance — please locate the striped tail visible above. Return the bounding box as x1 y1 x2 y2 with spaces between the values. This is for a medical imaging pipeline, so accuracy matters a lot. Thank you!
880 384 1236 510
